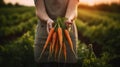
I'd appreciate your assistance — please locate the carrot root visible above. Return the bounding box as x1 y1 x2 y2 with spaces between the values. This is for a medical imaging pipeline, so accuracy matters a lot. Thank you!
57 27 63 60
63 42 67 62
64 29 77 58
39 28 54 59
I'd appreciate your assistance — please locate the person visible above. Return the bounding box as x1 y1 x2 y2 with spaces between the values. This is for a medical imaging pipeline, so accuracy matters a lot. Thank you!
34 0 80 67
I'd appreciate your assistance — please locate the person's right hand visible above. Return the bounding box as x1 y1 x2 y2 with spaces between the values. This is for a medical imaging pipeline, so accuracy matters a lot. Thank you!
47 19 54 34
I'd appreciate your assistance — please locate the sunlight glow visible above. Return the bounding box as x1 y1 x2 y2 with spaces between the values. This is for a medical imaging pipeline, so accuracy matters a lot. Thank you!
80 0 96 6
4 0 34 6
80 0 120 6
4 0 120 6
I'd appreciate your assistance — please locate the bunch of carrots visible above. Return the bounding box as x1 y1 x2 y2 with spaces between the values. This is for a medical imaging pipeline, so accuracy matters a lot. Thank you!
39 17 77 62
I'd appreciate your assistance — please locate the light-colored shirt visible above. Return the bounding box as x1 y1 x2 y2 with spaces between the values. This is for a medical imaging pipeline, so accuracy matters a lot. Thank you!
44 0 68 19
34 0 79 20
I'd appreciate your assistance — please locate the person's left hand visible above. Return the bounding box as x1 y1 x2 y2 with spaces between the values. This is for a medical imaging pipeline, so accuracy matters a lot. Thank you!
65 19 73 29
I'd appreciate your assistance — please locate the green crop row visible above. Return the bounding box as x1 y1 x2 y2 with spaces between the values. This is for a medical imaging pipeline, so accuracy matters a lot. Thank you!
0 7 35 15
0 11 35 27
78 9 120 22
0 17 37 40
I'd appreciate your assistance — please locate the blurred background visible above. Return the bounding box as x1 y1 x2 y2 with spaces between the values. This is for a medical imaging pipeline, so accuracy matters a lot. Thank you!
0 0 120 67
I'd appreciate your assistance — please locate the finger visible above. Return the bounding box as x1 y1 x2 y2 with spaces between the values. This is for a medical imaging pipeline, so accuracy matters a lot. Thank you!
66 21 72 25
65 22 72 27
49 23 52 29
47 22 53 34
47 23 50 34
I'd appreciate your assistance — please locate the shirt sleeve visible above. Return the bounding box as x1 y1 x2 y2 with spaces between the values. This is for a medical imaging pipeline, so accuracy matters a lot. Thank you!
76 0 80 5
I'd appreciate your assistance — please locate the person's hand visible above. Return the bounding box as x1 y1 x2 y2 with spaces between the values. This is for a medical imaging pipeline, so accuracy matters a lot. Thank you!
47 19 54 34
65 19 73 30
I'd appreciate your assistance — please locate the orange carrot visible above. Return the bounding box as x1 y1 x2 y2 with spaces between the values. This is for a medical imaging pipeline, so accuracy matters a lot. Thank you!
55 39 59 60
64 29 77 58
50 42 52 54
63 42 67 62
39 28 54 59
51 32 57 53
58 27 63 59
48 42 53 60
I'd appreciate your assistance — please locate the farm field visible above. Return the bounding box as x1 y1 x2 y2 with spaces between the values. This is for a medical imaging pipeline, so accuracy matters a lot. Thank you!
0 7 120 67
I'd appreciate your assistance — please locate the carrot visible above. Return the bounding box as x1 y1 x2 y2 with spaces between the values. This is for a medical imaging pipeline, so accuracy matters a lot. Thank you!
55 39 59 60
51 32 57 53
48 32 57 60
63 42 67 62
50 42 52 54
58 27 63 59
39 28 55 59
64 29 77 58
48 42 53 60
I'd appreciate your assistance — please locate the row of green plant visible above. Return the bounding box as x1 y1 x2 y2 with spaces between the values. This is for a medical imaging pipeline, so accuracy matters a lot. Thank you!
77 9 120 26
0 11 35 27
81 9 120 22
0 7 35 15
0 17 37 38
